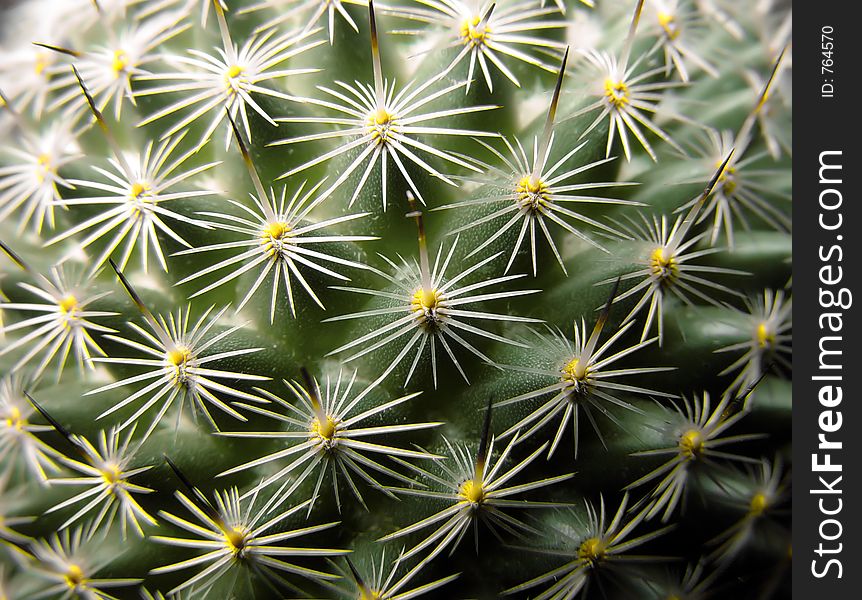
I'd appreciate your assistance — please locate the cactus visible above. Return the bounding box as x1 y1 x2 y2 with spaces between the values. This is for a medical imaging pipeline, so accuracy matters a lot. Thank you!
0 0 791 598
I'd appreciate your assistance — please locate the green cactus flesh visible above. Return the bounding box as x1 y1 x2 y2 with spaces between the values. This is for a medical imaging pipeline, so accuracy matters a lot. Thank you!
0 0 791 598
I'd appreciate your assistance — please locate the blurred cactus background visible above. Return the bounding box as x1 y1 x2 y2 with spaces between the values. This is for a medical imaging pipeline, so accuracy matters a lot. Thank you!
0 0 791 598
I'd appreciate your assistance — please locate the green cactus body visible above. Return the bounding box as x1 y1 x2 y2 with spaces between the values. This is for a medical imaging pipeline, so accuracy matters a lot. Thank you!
0 0 791 598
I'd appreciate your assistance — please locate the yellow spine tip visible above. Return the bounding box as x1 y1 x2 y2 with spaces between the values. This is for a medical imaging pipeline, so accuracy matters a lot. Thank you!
461 15 490 45
111 50 128 75
101 463 123 486
374 108 390 125
58 294 78 314
459 478 485 504
223 526 247 554
34 52 48 76
749 492 768 517
312 416 338 441
263 221 289 240
166 347 190 367
577 537 606 564
679 429 704 458
64 564 86 588
756 322 774 348
359 589 382 600
657 12 679 39
517 176 544 195
650 246 679 281
604 79 630 108
412 288 441 312
130 182 148 198
5 406 25 431
563 357 588 383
